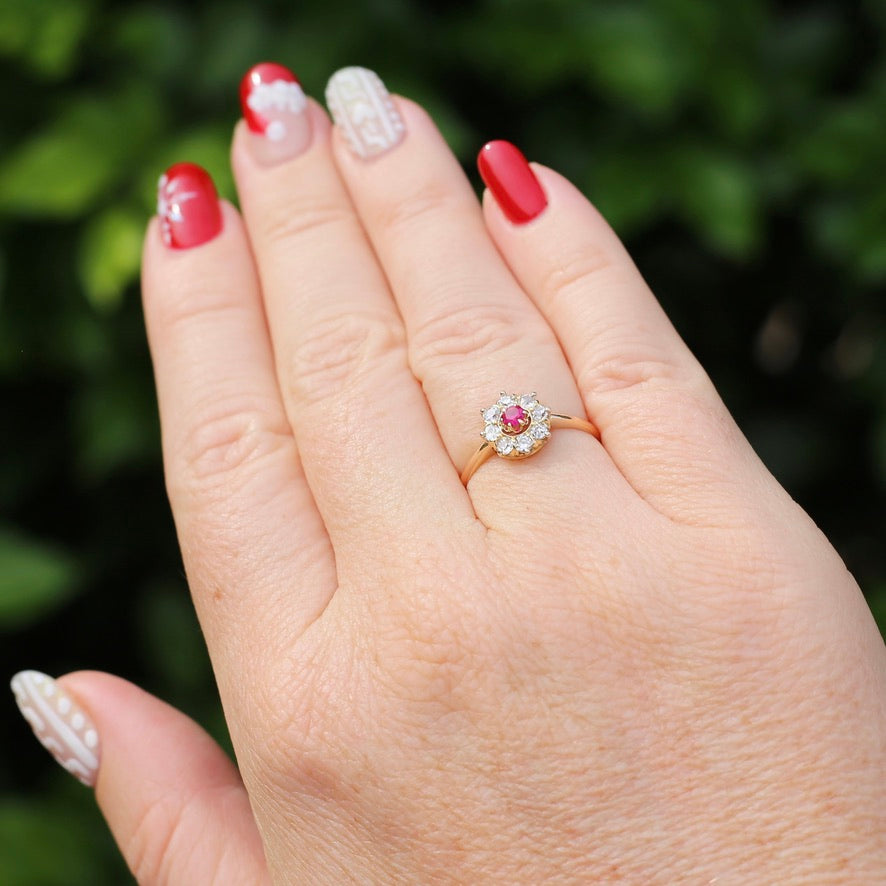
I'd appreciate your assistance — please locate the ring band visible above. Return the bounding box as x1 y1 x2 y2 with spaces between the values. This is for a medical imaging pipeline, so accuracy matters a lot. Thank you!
460 392 600 485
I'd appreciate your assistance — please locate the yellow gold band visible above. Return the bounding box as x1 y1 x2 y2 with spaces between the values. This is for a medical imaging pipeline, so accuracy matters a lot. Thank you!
461 410 600 486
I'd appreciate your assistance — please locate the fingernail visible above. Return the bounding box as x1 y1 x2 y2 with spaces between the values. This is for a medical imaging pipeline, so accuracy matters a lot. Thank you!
477 140 548 225
325 66 406 160
11 670 100 787
156 162 223 249
240 61 311 164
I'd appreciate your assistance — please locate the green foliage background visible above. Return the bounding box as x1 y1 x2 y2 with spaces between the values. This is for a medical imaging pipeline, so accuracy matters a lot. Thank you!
1 0 884 879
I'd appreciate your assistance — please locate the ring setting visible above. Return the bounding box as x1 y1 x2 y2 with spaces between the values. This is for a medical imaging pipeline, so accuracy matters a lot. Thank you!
482 393 551 459
460 391 601 485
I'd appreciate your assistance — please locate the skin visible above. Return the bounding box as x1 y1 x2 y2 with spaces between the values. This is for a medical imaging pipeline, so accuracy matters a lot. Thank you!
60 97 885 883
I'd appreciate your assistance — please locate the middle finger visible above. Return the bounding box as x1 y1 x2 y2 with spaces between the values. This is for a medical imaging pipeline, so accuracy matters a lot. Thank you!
232 94 470 557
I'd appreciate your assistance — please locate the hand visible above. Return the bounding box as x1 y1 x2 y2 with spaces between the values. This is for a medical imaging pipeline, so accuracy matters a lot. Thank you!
15 65 886 884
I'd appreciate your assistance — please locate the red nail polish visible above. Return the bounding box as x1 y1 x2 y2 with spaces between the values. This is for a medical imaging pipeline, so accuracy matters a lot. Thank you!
240 62 306 139
157 162 222 249
477 140 548 224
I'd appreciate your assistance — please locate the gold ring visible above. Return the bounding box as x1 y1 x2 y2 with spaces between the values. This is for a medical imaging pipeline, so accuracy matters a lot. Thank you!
460 392 600 485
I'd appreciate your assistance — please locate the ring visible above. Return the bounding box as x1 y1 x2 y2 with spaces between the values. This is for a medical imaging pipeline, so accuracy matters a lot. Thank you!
460 392 601 485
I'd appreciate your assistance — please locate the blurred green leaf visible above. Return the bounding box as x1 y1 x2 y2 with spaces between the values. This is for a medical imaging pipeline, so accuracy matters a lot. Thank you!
74 375 157 481
78 206 144 311
589 146 671 234
812 190 886 282
0 530 79 630
139 583 212 691
581 5 696 116
0 86 164 218
672 146 762 257
108 5 193 80
0 0 95 78
0 795 112 884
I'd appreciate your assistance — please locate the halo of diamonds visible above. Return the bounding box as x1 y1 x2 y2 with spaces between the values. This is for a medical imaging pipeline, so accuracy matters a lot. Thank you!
481 392 551 460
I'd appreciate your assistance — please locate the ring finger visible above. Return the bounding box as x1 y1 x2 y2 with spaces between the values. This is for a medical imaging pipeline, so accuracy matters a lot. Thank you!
325 69 618 506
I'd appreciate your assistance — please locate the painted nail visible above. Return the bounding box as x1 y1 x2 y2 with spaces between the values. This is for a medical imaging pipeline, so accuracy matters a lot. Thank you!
11 670 100 787
477 140 548 225
156 162 222 249
240 61 311 164
325 67 406 160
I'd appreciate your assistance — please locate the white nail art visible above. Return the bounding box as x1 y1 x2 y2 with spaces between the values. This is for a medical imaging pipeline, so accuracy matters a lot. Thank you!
10 670 99 787
325 67 406 159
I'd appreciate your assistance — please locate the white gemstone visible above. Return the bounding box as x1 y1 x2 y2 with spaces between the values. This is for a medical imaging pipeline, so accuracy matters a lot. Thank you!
531 405 550 422
519 393 538 409
498 394 516 407
484 423 502 442
530 422 550 440
483 406 500 423
515 434 533 453
495 436 514 455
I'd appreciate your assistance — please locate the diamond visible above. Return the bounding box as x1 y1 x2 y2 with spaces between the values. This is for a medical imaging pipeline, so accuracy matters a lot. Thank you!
515 433 533 453
519 393 538 409
484 423 502 442
483 406 500 423
531 404 549 422
495 436 515 455
530 422 550 440
498 394 516 407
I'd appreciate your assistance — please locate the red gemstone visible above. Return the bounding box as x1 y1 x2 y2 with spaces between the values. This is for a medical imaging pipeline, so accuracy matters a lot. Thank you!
501 405 527 433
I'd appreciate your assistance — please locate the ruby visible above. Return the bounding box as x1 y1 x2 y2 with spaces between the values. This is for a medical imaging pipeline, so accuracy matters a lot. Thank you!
501 404 528 434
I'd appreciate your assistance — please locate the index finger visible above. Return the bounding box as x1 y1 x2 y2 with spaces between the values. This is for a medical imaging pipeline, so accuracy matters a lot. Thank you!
142 169 336 678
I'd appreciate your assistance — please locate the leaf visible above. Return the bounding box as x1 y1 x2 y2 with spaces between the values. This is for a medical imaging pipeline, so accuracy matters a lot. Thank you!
0 795 113 884
0 530 79 630
73 375 158 482
0 86 164 218
671 147 762 258
78 206 145 312
138 583 212 691
0 0 95 78
581 6 696 116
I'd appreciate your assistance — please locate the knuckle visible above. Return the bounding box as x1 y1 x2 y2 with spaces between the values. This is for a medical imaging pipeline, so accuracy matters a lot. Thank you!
537 240 616 308
289 311 405 407
410 302 530 370
258 197 359 249
372 175 461 236
576 323 689 396
173 395 294 491
151 282 243 337
580 351 682 395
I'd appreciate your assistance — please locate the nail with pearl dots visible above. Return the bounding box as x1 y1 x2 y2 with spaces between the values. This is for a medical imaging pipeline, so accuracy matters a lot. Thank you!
10 670 100 787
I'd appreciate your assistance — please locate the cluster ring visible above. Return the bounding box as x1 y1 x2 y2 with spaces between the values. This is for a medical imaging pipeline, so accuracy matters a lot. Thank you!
460 392 600 485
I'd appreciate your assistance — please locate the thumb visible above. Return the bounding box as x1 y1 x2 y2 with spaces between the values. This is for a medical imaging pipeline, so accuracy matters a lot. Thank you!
11 670 269 885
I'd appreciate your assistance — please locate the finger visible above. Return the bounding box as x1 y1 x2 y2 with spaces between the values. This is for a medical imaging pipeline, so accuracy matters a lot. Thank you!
12 670 268 885
143 167 335 666
325 73 619 506
480 145 769 523
231 88 469 559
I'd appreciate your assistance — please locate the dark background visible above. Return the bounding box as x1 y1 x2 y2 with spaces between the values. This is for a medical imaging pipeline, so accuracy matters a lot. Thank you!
1 0 884 880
